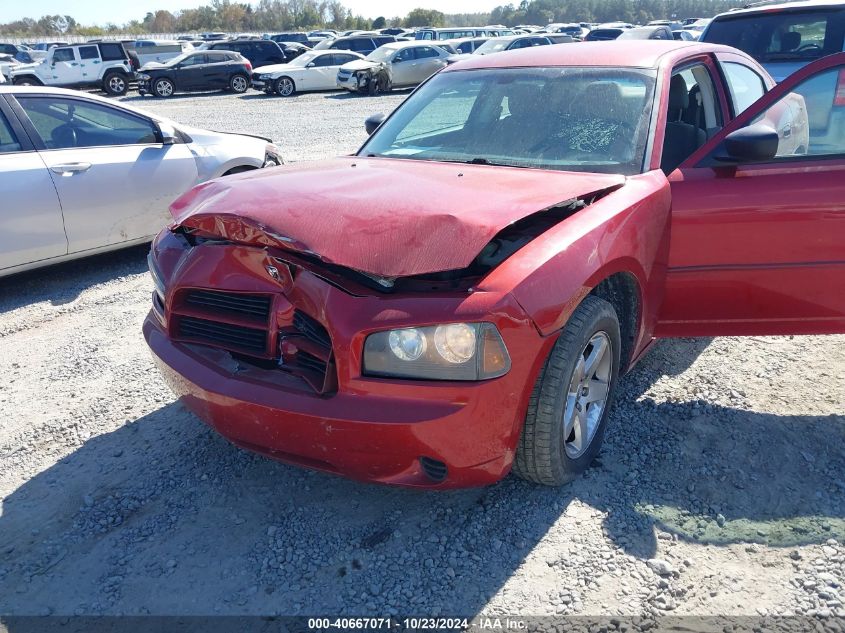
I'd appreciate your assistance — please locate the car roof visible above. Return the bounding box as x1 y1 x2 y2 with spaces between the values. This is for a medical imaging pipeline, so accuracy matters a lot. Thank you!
445 40 736 71
714 0 845 16
378 40 443 50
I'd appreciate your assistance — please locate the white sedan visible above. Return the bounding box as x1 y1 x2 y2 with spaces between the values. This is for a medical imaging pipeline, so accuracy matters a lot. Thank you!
336 41 450 93
252 50 365 96
0 86 282 277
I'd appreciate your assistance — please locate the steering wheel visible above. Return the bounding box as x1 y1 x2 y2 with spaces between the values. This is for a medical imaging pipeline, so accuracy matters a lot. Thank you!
797 43 822 53
51 124 78 149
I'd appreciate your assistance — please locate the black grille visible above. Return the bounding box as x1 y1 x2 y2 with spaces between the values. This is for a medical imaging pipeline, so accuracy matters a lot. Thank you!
184 290 271 320
420 457 448 483
177 316 267 354
293 311 331 349
296 352 327 373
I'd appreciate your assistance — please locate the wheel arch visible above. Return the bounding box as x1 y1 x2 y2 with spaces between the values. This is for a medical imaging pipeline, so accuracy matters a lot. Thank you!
588 270 642 372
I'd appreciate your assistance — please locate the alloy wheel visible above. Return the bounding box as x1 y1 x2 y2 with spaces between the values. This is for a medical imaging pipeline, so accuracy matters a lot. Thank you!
155 80 173 97
278 78 294 96
232 76 248 92
109 76 126 93
562 331 612 459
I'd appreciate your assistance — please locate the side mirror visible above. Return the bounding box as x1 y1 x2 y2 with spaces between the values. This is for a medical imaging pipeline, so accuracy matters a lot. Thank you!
365 113 386 135
717 123 779 163
158 122 178 145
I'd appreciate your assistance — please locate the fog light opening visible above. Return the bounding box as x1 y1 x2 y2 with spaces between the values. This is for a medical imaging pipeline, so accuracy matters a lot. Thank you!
419 456 448 483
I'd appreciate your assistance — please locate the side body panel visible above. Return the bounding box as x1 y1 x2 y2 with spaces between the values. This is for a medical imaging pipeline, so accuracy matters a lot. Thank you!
481 171 672 369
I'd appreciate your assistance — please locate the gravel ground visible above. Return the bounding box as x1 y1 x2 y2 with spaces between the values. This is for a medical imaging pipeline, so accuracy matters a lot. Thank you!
1 89 844 620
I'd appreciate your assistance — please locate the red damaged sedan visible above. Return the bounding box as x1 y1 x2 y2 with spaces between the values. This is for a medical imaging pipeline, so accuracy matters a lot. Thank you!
145 42 845 487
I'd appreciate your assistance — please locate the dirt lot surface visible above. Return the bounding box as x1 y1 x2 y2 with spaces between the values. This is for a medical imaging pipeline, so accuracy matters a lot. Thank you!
1 90 844 619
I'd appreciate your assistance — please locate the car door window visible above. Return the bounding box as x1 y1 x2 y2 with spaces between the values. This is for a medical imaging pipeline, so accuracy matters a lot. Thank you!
17 97 158 149
753 64 845 157
52 48 75 62
394 48 414 63
332 54 357 65
722 62 767 115
180 54 207 66
0 112 22 153
312 54 335 67
661 64 723 172
78 46 99 60
206 53 228 64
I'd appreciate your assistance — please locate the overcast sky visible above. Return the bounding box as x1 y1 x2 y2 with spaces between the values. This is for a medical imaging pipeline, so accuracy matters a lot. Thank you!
5 0 504 24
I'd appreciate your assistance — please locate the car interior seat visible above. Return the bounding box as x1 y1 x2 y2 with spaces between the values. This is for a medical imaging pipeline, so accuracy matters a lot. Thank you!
496 83 545 151
780 31 802 53
661 74 706 173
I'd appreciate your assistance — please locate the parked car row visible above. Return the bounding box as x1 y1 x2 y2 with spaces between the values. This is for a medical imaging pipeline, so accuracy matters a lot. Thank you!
0 86 281 276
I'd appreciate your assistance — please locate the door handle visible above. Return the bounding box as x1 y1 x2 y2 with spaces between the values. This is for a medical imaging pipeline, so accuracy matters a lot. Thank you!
50 162 92 174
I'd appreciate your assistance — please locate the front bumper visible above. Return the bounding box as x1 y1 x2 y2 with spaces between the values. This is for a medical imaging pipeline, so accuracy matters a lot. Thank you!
144 237 550 488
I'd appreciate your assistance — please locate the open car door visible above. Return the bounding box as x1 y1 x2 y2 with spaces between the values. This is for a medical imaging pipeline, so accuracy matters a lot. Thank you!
657 52 845 337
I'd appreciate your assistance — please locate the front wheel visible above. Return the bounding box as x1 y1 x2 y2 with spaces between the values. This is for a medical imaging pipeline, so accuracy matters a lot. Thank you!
13 75 42 86
230 73 249 93
152 78 174 97
102 72 128 96
513 295 621 486
274 76 295 97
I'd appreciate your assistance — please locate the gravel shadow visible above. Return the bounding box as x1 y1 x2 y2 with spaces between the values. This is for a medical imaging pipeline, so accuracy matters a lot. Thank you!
1 338 843 616
0 245 149 313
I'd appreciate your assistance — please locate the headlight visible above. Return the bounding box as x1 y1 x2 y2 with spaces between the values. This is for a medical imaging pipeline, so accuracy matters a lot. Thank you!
138 73 151 80
363 322 510 381
259 74 270 80
263 142 283 166
147 251 166 304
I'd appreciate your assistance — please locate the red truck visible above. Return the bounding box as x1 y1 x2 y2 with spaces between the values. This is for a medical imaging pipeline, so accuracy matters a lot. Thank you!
144 42 845 488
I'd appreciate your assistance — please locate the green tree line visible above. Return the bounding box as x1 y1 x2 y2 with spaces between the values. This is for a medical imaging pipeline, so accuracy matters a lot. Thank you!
0 0 742 37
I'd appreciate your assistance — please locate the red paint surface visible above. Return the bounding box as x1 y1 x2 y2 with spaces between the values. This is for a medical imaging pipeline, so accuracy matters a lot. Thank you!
146 48 845 487
171 158 623 278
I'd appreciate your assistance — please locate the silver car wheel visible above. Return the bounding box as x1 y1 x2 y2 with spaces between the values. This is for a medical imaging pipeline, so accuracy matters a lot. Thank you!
155 79 173 97
232 75 248 92
278 78 294 96
562 331 612 459
109 76 125 93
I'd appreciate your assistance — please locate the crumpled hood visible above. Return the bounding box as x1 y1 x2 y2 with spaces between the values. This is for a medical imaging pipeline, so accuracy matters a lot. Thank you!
254 62 294 74
170 157 625 278
339 59 381 72
140 61 168 70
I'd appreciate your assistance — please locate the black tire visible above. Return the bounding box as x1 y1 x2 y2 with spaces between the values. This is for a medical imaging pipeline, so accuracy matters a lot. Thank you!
513 295 622 486
274 76 296 97
152 77 174 98
102 71 128 96
13 75 42 86
230 73 249 93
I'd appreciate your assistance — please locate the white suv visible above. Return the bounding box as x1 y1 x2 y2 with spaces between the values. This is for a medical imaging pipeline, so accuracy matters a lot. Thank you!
10 42 134 95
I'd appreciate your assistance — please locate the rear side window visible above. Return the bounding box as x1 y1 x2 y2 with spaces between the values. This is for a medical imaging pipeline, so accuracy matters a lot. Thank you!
722 62 767 114
0 112 22 154
79 46 99 60
705 9 845 63
415 46 441 59
350 39 373 52
206 52 229 63
52 48 75 62
98 43 126 61
374 37 395 46
333 54 357 65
